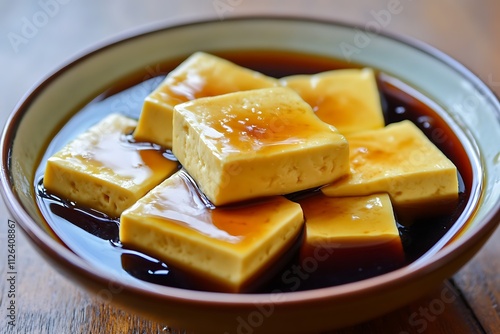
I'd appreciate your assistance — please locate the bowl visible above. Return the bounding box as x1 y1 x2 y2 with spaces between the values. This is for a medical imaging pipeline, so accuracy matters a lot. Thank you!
1 17 499 334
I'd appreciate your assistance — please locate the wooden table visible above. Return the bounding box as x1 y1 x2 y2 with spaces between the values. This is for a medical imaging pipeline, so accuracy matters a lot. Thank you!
1 1 498 333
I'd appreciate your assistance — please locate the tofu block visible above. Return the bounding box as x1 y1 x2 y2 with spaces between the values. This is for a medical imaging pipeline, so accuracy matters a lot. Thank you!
43 114 179 217
172 87 350 206
321 120 459 221
281 68 385 134
119 170 304 292
299 193 404 273
300 193 400 247
133 52 278 148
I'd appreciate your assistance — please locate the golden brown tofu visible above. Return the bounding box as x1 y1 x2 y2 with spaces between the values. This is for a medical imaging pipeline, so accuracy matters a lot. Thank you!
322 120 459 222
120 170 304 292
43 114 179 217
133 52 278 147
299 193 404 272
300 193 400 246
172 87 350 206
281 68 385 134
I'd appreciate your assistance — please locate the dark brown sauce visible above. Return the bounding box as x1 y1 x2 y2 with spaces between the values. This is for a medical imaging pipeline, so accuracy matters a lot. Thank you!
34 50 473 293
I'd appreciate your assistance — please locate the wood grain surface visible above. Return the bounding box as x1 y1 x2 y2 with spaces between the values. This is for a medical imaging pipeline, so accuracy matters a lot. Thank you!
0 1 498 333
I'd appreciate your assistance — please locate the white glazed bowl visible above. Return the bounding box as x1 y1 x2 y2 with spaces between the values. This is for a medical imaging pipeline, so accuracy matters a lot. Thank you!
1 17 499 334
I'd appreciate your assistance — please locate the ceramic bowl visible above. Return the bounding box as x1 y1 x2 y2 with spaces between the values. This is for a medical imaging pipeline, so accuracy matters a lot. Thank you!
1 17 499 334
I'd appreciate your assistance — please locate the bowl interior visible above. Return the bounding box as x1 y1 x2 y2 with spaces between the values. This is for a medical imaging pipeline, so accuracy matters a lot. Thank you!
2 17 500 330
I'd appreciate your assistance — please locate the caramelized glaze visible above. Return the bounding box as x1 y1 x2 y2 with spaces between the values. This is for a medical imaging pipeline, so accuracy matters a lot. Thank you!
152 52 277 107
130 170 241 243
281 68 384 133
180 87 334 154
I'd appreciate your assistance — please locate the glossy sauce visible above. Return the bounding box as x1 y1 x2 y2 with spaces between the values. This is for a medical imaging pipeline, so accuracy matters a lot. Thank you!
34 50 473 292
42 114 180 218
149 52 276 109
64 129 174 185
180 88 333 155
124 169 294 245
282 68 384 134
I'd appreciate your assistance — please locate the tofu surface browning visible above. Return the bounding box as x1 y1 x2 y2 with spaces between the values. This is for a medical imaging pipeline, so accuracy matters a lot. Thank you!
299 193 405 272
133 52 278 148
43 114 179 217
172 87 350 206
281 68 385 134
300 193 400 247
322 120 459 221
119 171 304 292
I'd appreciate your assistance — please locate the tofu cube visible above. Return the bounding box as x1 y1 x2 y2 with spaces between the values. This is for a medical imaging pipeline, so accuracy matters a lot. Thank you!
299 193 404 272
119 170 304 292
281 68 385 134
300 193 400 247
133 52 278 148
321 120 459 222
172 87 350 206
43 114 179 217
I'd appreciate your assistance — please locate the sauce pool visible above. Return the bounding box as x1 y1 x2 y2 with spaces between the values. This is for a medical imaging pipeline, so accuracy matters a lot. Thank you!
34 50 473 292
